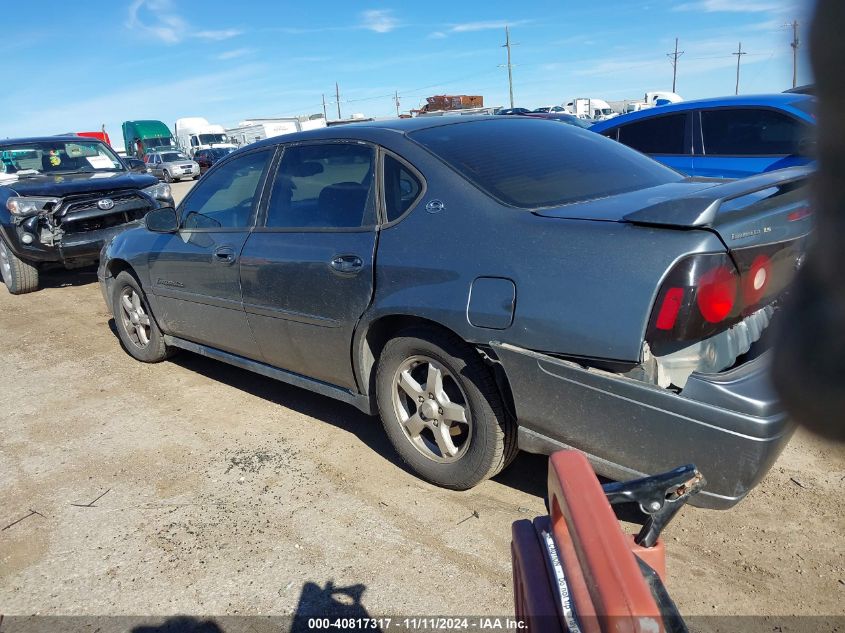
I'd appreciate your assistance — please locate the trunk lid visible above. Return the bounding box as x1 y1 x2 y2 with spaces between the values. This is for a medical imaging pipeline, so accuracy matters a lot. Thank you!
534 166 813 250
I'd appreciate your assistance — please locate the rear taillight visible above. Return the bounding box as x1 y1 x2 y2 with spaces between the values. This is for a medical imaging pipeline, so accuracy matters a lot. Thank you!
696 264 738 323
647 239 805 355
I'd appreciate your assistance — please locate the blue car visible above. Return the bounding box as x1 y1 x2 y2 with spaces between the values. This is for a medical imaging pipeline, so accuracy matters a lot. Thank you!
591 94 815 178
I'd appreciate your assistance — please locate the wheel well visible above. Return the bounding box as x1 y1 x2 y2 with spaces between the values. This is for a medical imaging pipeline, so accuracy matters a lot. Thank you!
107 258 133 279
357 315 517 420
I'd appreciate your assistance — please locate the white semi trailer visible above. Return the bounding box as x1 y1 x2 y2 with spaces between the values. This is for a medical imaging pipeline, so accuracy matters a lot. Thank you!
174 117 237 157
225 115 327 147
564 98 618 120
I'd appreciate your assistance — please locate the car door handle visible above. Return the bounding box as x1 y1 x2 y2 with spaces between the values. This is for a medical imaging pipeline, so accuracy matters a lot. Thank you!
330 255 363 274
213 247 236 264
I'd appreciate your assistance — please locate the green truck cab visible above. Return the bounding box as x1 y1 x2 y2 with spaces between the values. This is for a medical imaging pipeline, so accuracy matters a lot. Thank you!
122 120 177 159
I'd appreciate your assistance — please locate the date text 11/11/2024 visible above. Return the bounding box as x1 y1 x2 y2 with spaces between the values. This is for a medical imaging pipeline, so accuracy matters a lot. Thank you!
305 618 528 630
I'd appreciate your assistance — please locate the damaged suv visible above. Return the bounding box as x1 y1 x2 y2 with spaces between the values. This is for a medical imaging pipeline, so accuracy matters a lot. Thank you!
0 136 172 294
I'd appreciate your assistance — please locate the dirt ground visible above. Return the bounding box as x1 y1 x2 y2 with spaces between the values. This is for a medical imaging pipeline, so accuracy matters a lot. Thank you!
1 180 843 620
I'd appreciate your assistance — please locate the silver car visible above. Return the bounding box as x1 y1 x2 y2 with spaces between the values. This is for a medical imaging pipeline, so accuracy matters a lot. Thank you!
145 151 199 183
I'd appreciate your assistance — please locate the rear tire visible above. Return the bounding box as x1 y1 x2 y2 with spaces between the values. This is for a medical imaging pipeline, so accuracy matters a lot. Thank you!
375 327 517 489
111 270 173 362
0 236 39 294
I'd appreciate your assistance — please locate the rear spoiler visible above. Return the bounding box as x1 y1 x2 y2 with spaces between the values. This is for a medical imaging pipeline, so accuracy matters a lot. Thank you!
623 166 813 228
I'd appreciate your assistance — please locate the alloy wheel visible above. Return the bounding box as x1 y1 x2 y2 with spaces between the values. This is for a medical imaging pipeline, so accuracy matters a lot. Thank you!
391 355 472 463
0 240 11 282
119 287 152 348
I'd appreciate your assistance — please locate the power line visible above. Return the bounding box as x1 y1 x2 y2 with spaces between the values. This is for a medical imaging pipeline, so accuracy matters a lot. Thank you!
666 37 684 93
732 42 747 95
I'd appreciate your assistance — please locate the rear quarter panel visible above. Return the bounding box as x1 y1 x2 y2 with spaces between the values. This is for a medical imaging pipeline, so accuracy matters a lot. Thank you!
363 145 727 363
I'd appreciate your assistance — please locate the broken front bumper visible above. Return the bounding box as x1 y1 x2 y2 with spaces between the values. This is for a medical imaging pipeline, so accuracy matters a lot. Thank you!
492 342 794 509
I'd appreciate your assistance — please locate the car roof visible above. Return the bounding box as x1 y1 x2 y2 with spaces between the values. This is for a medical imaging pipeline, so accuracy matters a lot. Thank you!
0 135 106 146
246 115 512 149
592 93 814 130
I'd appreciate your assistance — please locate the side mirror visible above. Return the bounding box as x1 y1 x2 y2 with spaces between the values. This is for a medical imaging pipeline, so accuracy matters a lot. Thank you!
145 207 179 233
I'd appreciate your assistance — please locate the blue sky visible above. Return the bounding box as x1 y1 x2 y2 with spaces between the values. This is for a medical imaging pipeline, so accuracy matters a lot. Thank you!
2 0 810 150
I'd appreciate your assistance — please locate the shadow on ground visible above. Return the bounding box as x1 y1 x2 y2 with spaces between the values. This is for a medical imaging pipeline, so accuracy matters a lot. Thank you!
103 321 592 504
171 350 405 472
39 265 99 289
128 581 374 632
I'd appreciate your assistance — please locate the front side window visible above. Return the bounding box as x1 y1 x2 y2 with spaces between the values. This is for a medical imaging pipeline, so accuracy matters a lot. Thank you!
700 108 807 156
265 143 375 229
617 113 687 155
180 149 271 230
383 154 423 222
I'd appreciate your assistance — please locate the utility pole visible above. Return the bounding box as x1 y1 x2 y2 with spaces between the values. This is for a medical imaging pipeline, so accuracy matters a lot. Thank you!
501 26 515 108
666 37 684 93
787 20 799 88
321 94 327 120
732 42 746 95
335 82 342 120
395 90 400 117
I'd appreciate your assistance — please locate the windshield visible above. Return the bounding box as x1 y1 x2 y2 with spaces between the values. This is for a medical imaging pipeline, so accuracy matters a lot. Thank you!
198 133 228 144
145 137 174 149
210 148 234 158
160 152 190 162
0 139 125 175
410 118 681 209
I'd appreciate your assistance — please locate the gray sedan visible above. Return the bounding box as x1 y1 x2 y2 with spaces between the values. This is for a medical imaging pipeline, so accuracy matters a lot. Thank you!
145 151 199 182
98 116 811 508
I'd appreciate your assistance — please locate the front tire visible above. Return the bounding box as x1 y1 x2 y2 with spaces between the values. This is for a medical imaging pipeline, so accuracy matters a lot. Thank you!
111 271 172 362
376 327 517 489
0 236 39 294
163 170 173 183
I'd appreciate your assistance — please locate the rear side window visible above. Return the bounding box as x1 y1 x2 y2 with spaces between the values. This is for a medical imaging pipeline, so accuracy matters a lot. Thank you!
617 113 687 154
383 154 422 222
409 119 680 209
700 108 806 156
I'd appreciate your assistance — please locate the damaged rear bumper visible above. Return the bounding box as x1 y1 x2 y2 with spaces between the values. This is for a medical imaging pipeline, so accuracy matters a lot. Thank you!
491 342 793 509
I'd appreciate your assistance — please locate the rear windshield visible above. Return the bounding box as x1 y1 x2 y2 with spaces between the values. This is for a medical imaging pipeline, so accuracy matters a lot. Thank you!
409 118 682 209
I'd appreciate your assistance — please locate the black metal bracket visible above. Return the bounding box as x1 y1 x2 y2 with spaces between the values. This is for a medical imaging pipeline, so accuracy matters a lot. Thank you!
602 464 706 548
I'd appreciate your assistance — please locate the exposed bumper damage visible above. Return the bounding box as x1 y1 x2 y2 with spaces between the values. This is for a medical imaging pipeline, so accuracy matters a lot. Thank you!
491 341 794 509
6 190 153 265
651 306 775 389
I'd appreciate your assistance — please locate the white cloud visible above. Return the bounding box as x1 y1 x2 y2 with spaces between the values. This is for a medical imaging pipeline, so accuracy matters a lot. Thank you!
126 0 242 44
361 9 398 33
428 31 447 39
450 19 530 33
127 0 185 43
673 0 791 12
216 48 251 60
196 29 243 41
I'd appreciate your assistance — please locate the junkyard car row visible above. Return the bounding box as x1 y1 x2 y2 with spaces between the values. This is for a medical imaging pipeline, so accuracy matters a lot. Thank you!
2 113 813 508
